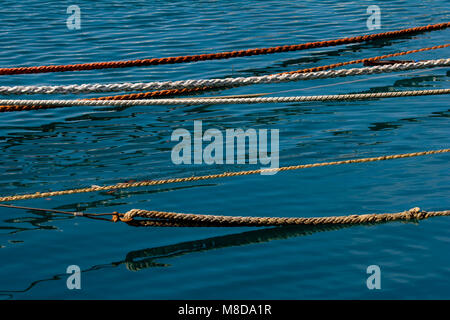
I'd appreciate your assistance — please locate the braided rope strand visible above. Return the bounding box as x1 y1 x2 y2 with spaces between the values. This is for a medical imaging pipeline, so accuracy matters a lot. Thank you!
1 44 448 112
121 207 450 226
0 59 448 95
0 148 448 202
0 89 448 109
0 87 217 113
281 43 450 74
0 22 448 75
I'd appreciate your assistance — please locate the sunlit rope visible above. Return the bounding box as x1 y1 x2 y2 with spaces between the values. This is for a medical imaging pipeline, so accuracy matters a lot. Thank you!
0 22 448 76
269 67 448 96
0 148 448 202
1 44 448 112
281 43 450 74
0 59 447 96
119 207 450 226
98 44 450 99
2 199 449 228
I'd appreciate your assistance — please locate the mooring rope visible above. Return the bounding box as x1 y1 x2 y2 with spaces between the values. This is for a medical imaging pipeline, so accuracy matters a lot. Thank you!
0 148 448 202
1 44 447 112
282 43 450 74
0 89 447 110
1 59 447 95
98 44 450 99
119 207 450 226
0 23 448 76
2 202 449 228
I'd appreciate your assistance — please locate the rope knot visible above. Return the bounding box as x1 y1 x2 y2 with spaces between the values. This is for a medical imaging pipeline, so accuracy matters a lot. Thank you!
405 207 422 219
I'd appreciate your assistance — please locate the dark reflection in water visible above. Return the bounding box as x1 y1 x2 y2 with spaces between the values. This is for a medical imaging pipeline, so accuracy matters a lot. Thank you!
0 211 70 235
0 222 377 298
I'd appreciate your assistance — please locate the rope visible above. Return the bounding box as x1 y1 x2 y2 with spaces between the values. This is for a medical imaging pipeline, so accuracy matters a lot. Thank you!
99 44 450 100
0 23 448 76
120 207 450 226
0 87 217 113
281 43 450 74
1 59 447 95
0 148 448 202
0 89 448 110
1 44 448 112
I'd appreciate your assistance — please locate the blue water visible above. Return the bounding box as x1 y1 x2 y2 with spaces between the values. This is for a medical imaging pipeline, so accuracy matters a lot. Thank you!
0 0 449 299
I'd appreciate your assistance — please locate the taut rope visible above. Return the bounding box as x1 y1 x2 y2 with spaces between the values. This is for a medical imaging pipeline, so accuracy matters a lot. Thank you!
0 59 448 95
1 44 448 112
0 23 447 75
119 207 450 226
0 89 447 110
0 148 448 202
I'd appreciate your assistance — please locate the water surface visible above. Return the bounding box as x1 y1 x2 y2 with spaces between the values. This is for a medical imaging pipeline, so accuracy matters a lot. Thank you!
0 0 449 299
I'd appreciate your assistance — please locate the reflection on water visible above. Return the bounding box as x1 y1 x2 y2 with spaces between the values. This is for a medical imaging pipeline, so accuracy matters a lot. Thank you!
0 222 368 298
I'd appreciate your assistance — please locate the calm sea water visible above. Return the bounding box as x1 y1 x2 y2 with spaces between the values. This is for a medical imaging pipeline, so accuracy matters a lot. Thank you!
0 0 449 299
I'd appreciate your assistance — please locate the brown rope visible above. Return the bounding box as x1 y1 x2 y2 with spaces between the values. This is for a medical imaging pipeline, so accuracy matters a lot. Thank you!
0 22 447 76
120 207 450 226
1 43 447 113
97 43 450 98
280 43 450 74
0 87 217 112
0 148 448 202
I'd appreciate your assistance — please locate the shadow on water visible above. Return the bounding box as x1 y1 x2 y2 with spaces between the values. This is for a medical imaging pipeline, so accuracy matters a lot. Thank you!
0 221 378 299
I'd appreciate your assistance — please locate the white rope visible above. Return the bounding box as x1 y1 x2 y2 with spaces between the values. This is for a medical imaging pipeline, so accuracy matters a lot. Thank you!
0 89 448 106
0 59 448 95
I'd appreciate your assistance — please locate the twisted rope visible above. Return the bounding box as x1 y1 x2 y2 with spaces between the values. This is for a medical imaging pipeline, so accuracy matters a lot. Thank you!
120 207 450 226
0 23 448 76
0 87 217 113
0 148 448 202
1 59 447 95
0 89 448 109
97 44 450 100
281 43 450 74
1 45 448 112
